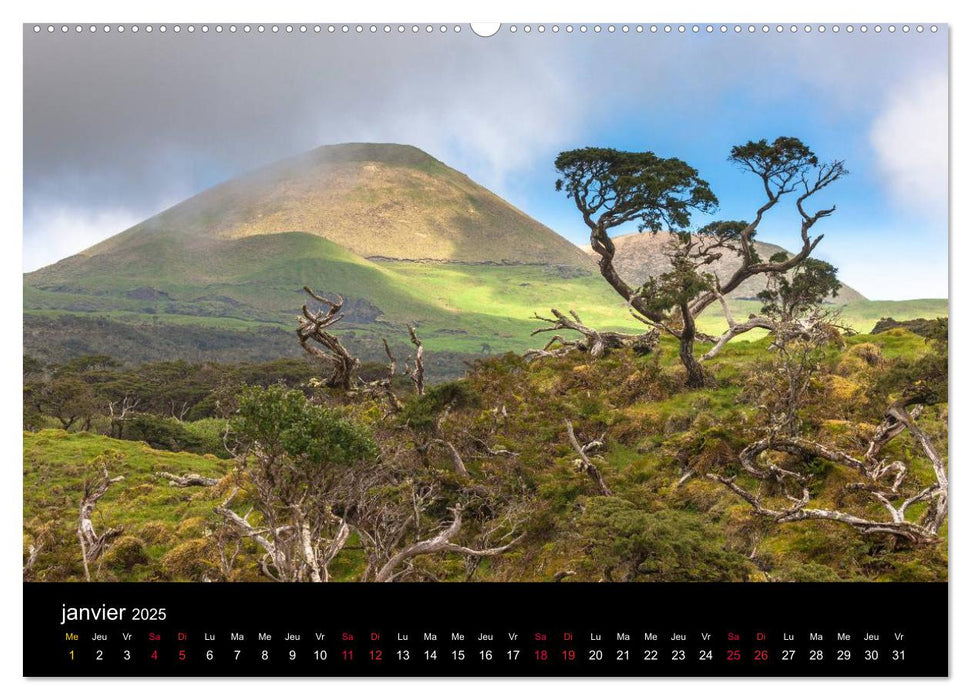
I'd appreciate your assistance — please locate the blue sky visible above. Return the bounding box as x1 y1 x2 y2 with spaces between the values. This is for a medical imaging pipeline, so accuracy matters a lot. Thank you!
24 26 948 299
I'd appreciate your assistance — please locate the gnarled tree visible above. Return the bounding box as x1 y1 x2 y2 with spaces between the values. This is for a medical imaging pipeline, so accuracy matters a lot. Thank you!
554 138 847 386
706 311 947 546
297 287 360 390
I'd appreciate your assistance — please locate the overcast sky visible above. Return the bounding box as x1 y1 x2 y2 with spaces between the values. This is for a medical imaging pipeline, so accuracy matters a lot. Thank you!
24 24 948 299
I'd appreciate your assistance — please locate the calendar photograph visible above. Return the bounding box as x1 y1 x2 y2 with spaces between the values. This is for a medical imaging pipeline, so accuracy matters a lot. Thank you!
23 22 947 599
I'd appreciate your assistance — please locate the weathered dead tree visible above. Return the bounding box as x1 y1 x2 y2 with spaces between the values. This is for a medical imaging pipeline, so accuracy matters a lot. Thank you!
78 460 125 581
156 471 219 487
554 139 846 378
373 503 522 582
708 398 947 545
108 394 140 438
297 286 360 390
345 472 524 583
214 485 351 583
565 420 612 496
23 543 43 578
215 486 292 581
525 309 658 360
355 338 404 413
172 449 525 583
703 300 945 545
458 503 531 581
405 325 425 395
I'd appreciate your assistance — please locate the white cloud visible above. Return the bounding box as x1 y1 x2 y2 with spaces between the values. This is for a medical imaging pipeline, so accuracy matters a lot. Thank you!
23 206 144 272
869 72 948 220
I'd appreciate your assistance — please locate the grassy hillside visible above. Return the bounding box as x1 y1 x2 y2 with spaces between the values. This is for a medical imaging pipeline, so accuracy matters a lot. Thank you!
24 224 946 360
24 249 948 370
76 143 595 268
694 298 949 341
24 228 646 365
23 430 231 582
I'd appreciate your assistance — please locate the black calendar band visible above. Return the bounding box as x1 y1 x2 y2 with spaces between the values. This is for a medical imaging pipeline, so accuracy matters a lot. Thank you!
24 582 947 677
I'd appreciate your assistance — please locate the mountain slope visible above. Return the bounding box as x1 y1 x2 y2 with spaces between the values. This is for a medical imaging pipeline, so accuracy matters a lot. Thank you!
589 231 866 303
24 144 622 370
26 144 944 373
24 232 642 373
79 142 595 269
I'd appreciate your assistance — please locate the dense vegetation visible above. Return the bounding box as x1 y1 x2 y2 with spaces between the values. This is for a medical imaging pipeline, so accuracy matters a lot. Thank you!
23 322 947 583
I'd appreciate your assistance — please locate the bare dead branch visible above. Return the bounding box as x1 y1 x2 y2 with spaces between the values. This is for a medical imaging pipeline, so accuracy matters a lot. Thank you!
565 420 611 496
405 325 425 396
374 504 523 582
108 394 140 438
215 487 290 581
464 432 521 458
156 471 219 487
23 543 43 578
430 439 470 479
525 308 657 360
355 338 404 412
78 461 125 581
701 291 775 361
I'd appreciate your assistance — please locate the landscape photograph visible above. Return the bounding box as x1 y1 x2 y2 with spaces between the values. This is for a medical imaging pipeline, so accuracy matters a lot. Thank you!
23 25 948 584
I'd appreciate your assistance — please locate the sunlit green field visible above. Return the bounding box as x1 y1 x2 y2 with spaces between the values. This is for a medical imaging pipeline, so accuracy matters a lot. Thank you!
25 233 947 359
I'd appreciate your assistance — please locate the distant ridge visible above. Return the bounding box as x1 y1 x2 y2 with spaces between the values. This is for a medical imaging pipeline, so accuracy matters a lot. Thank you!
587 230 866 303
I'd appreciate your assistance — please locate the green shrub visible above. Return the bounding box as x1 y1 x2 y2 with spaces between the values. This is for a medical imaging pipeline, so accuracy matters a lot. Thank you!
849 342 883 366
399 380 477 433
579 497 752 582
124 414 203 453
772 561 844 582
104 536 149 571
233 385 377 468
176 517 208 538
135 521 174 546
183 418 231 457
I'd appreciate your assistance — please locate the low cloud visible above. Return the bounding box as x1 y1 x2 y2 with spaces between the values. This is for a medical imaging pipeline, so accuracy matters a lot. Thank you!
869 72 948 221
23 205 145 272
23 28 949 293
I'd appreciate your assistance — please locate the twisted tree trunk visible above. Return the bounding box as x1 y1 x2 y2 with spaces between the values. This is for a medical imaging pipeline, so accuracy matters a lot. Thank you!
678 301 706 388
78 464 125 581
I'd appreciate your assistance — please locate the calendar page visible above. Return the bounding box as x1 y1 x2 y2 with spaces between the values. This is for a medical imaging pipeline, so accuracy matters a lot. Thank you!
22 21 948 677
